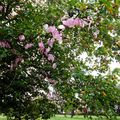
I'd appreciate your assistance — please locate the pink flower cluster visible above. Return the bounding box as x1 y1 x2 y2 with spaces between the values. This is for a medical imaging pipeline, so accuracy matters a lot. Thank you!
62 17 87 28
44 47 51 56
6 16 91 70
38 41 45 53
38 41 56 68
18 34 25 41
38 36 57 69
47 26 62 41
0 41 11 48
24 43 34 49
38 25 63 67
47 38 54 47
48 54 55 62
40 17 89 68
44 24 63 44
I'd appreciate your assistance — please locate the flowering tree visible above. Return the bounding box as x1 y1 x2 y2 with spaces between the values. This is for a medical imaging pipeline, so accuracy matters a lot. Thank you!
0 0 120 120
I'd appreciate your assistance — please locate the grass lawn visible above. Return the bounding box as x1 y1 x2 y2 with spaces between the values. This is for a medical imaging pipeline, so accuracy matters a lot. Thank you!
49 115 120 120
0 115 120 120
0 115 6 120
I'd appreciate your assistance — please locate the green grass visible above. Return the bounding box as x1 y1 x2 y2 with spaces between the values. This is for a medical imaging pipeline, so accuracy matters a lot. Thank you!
0 115 120 120
49 115 92 120
49 115 120 120
0 115 6 120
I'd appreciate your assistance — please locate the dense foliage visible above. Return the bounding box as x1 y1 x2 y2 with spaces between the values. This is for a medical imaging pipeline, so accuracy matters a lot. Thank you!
0 0 120 120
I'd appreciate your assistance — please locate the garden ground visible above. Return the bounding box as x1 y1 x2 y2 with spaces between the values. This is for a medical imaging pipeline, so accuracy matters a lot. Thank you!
0 115 120 120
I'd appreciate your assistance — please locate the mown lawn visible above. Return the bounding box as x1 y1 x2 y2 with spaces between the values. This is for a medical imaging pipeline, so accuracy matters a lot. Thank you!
49 115 95 120
49 115 120 120
0 115 120 120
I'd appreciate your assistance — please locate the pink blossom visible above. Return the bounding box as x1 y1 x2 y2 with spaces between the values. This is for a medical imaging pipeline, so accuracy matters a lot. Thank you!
62 17 87 28
0 5 3 12
18 34 25 41
47 26 62 41
52 30 62 41
47 38 54 47
74 18 86 27
62 18 75 28
44 47 51 56
38 41 44 53
47 26 56 33
48 54 55 62
74 18 81 26
24 43 33 49
0 41 11 48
